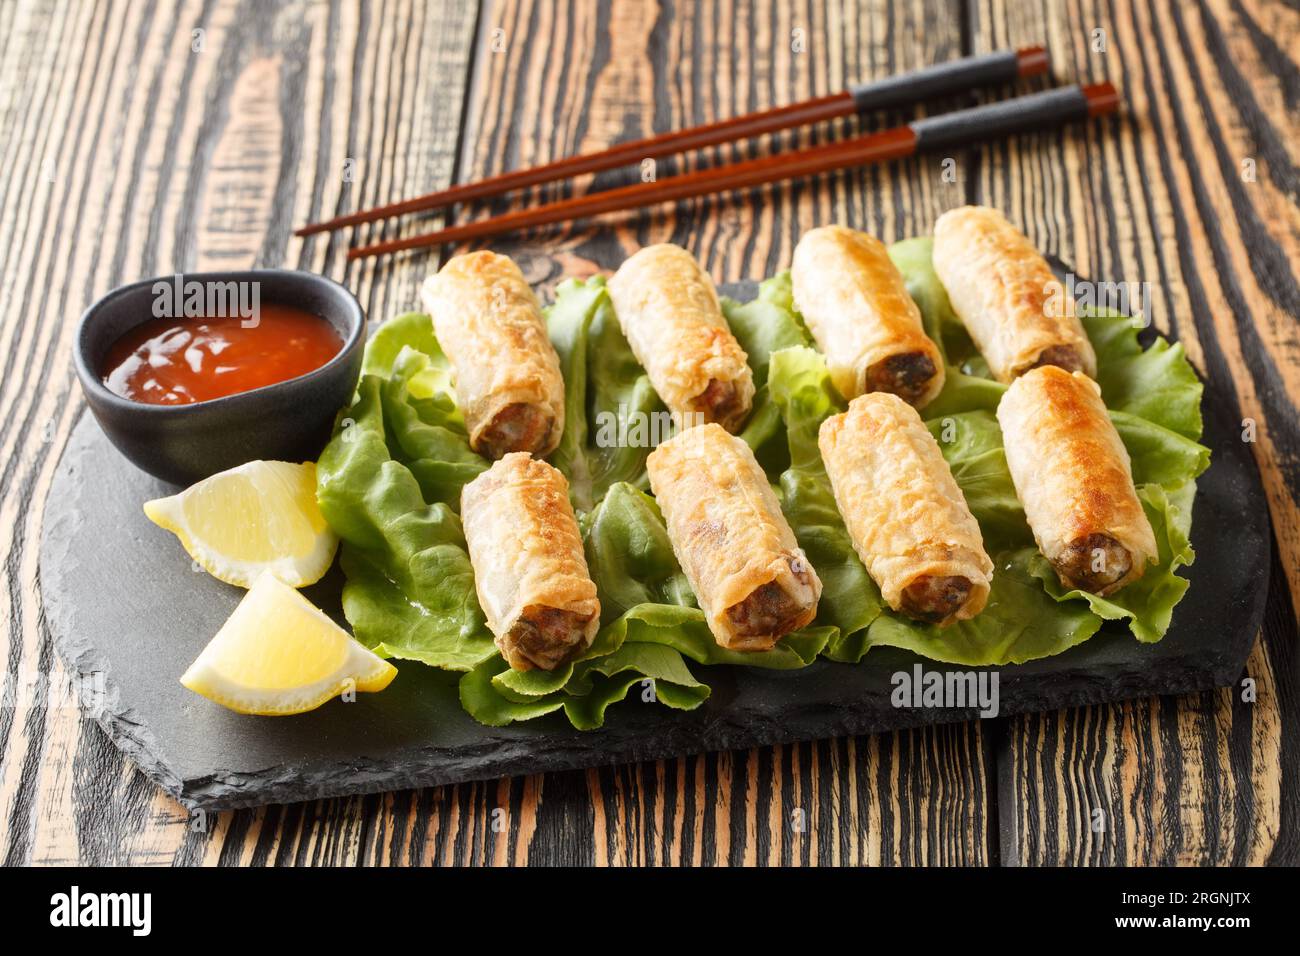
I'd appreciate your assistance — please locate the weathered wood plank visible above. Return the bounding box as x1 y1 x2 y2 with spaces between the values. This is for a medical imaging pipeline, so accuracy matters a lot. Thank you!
0 0 479 866
6 0 1295 867
971 0 1298 865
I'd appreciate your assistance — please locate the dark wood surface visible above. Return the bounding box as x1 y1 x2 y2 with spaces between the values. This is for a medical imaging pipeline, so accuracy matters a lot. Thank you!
1 0 1295 865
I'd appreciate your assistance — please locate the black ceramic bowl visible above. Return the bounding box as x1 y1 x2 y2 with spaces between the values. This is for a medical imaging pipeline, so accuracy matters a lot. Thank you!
74 269 365 486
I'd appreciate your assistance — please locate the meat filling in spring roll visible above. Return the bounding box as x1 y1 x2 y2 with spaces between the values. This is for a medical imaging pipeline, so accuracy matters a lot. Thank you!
932 206 1097 383
996 366 1157 596
421 251 566 459
791 225 945 407
818 393 993 625
606 244 755 432
646 423 821 650
461 453 600 670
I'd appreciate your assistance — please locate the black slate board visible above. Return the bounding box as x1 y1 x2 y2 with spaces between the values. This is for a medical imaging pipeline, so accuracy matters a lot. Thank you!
39 283 1270 811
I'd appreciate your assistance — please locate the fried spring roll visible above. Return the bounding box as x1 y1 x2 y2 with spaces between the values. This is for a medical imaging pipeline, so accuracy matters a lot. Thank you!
932 206 1097 383
420 251 565 459
606 244 755 432
647 423 821 650
791 225 945 408
461 453 600 671
819 393 993 625
997 366 1157 596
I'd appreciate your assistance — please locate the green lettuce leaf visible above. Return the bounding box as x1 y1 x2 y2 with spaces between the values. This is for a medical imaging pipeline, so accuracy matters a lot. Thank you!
1083 310 1203 440
721 280 812 477
316 374 496 671
1111 411 1210 488
922 369 1007 419
363 311 447 379
926 410 1032 551
721 278 811 389
460 645 712 731
546 277 664 512
380 344 487 508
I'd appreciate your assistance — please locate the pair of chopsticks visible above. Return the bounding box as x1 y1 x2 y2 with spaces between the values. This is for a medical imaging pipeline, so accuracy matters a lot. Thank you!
296 46 1118 259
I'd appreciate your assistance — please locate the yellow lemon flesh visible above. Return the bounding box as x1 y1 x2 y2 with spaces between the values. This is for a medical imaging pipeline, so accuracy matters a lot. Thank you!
144 460 337 588
181 572 397 715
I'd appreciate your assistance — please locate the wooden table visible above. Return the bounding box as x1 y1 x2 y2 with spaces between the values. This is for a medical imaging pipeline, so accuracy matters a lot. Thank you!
2 0 1295 866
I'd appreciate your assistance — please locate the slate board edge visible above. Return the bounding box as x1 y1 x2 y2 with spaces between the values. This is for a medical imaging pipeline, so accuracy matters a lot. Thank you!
40 453 192 808
90 650 1258 813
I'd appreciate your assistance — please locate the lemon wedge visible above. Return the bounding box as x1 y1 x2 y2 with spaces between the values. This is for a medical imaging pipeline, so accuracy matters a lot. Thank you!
181 572 397 715
144 460 337 588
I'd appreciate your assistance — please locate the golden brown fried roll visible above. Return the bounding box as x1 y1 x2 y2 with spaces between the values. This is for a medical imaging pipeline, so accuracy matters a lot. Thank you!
460 453 600 670
932 206 1097 383
818 393 993 625
646 423 821 650
997 366 1157 596
420 251 565 459
791 225 945 408
606 244 755 432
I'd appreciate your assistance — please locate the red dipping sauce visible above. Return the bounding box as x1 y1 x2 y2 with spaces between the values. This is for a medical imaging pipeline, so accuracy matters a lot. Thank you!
101 305 343 405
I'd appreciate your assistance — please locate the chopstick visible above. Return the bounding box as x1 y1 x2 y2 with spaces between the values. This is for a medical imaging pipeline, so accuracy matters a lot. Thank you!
346 82 1119 260
297 46 1049 238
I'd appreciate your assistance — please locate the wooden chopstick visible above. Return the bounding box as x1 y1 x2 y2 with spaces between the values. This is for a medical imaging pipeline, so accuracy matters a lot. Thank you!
346 82 1119 260
298 46 1048 238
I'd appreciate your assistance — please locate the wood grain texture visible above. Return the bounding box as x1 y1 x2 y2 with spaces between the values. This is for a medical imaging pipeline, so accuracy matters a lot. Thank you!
1 0 1294 866
0 0 480 866
970 0 1299 865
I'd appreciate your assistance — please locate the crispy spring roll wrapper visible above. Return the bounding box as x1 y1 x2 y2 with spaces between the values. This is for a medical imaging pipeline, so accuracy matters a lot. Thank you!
460 453 600 671
646 423 821 651
932 206 1097 383
818 393 994 626
420 251 565 460
606 244 755 432
997 366 1157 596
791 225 945 408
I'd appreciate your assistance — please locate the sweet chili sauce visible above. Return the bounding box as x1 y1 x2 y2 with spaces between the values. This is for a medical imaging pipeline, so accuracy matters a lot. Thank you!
101 304 343 405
